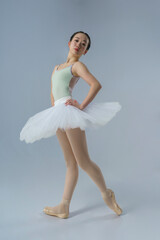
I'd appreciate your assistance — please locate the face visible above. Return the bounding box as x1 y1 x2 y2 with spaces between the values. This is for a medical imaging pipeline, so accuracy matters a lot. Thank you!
68 33 89 56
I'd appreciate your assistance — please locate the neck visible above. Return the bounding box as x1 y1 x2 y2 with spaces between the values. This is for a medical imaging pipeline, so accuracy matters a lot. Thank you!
65 52 80 64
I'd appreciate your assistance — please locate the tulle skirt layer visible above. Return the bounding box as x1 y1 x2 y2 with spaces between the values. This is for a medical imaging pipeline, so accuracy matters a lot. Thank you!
20 96 122 143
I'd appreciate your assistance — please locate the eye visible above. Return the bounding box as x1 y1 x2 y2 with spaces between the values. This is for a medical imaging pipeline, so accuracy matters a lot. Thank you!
74 40 86 46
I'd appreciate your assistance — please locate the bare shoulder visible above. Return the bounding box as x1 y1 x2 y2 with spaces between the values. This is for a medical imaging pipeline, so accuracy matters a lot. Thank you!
73 61 102 87
72 61 89 77
73 61 88 71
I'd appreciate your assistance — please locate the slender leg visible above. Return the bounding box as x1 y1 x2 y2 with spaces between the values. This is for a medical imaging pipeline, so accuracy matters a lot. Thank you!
65 127 122 215
56 128 79 201
43 128 79 218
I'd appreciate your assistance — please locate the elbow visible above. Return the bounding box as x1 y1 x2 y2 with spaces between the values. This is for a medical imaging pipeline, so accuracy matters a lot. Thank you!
97 83 102 89
90 83 102 92
99 83 102 89
96 81 102 89
92 82 102 89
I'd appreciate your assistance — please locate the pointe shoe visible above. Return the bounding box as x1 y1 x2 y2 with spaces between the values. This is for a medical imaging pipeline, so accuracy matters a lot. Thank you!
43 206 69 219
102 188 123 216
43 199 70 219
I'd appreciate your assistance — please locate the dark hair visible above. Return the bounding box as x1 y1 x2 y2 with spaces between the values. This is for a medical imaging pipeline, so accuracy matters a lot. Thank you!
70 31 91 51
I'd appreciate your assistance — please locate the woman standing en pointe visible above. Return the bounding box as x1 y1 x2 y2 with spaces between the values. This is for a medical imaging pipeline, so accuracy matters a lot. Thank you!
20 31 123 219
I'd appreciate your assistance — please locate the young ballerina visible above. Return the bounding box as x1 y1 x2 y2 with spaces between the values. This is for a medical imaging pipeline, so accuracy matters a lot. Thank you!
20 31 123 218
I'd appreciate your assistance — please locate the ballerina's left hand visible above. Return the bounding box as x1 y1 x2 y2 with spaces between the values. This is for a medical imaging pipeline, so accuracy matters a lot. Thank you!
65 99 81 109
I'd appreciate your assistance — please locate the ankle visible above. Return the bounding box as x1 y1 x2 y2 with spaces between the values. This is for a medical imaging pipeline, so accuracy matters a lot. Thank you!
101 188 112 198
61 197 71 206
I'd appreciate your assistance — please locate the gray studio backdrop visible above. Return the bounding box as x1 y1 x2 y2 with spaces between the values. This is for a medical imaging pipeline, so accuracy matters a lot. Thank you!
1 0 160 240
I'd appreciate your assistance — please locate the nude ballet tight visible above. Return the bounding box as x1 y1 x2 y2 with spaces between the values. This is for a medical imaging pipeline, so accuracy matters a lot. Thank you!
59 127 108 198
43 127 122 218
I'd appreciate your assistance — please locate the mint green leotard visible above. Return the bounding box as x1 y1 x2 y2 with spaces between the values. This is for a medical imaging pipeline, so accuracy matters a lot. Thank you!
51 64 80 101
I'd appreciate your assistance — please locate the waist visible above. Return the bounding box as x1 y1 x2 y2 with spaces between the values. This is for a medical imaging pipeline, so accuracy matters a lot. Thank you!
54 96 72 106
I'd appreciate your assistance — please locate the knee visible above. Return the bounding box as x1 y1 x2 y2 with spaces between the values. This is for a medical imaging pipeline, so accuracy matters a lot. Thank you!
65 156 78 169
76 155 91 171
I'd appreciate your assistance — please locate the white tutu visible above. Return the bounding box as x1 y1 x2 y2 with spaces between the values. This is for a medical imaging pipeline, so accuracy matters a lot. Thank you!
20 96 122 144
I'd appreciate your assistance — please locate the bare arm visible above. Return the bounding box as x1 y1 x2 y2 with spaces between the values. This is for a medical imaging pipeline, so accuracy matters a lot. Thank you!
74 61 102 110
51 86 54 106
50 65 58 106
